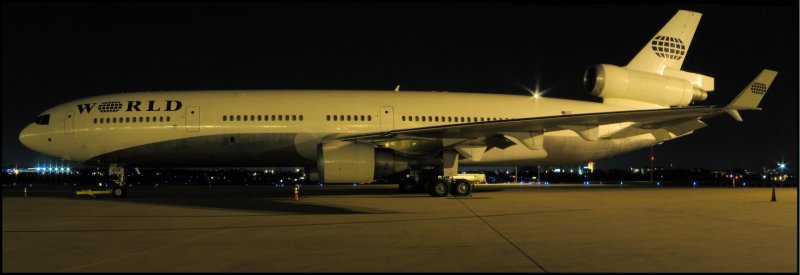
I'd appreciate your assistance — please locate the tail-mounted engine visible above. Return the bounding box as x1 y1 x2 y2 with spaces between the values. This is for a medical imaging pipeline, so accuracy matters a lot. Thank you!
584 64 714 107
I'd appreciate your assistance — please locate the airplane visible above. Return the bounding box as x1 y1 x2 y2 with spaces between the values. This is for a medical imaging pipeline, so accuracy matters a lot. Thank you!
18 10 777 198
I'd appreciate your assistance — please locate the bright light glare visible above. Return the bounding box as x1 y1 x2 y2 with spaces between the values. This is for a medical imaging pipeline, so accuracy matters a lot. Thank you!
517 81 552 101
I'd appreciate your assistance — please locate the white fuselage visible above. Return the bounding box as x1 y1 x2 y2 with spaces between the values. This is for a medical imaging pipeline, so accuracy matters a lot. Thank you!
19 90 660 168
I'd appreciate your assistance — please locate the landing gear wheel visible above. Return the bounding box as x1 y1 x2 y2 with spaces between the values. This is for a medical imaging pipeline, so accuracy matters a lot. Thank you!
112 186 127 198
399 181 417 193
427 180 450 197
450 180 472 197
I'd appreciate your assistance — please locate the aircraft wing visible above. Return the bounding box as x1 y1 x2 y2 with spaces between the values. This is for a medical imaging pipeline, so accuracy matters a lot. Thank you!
336 106 726 144
335 69 774 149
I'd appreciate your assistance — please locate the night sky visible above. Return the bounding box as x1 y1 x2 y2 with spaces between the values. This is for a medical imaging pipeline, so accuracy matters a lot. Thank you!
2 3 797 171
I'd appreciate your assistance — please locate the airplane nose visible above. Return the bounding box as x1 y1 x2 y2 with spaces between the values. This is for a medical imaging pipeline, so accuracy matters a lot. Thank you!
19 124 36 150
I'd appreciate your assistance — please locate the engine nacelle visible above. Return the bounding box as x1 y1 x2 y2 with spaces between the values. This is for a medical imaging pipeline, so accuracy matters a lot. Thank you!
584 64 708 107
317 141 408 183
375 148 409 178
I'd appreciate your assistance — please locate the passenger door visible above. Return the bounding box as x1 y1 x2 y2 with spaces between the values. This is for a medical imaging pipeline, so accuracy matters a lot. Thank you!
64 111 74 135
379 106 394 131
186 106 199 132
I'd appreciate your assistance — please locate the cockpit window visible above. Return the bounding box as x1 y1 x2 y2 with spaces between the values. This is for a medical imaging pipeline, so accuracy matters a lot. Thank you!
34 114 50 125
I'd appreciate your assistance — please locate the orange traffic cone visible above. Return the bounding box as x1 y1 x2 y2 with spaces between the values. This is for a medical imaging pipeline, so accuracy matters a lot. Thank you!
771 184 776 202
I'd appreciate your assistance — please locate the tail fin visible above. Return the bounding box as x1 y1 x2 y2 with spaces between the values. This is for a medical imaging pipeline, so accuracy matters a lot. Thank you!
626 10 702 74
725 69 778 121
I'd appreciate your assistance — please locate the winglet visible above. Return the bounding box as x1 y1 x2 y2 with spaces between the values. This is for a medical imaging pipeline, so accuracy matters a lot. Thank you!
725 69 778 121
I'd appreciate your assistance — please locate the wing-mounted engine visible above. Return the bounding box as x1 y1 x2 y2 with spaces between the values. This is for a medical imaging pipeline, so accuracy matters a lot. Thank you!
317 141 407 183
584 64 713 107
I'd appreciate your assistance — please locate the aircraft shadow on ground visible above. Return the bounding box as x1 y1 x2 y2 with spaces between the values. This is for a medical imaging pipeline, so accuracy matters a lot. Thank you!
3 184 412 215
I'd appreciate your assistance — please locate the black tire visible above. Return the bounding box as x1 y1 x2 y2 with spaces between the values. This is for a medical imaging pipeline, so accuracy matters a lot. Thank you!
112 186 127 198
427 180 449 197
450 180 472 197
399 181 417 193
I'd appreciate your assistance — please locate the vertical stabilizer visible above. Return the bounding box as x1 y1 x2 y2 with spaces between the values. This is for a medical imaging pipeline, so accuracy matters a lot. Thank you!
626 10 702 74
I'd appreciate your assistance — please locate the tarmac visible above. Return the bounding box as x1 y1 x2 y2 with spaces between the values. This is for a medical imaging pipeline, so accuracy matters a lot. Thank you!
2 183 797 272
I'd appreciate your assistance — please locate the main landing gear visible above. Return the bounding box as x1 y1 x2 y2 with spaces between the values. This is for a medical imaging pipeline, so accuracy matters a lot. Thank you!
426 178 472 197
423 150 473 197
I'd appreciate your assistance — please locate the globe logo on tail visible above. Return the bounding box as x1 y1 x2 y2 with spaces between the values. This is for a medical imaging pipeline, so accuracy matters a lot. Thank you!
651 35 686 60
751 83 767 94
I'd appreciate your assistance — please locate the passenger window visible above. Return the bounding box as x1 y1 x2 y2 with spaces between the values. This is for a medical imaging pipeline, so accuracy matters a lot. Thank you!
139 117 143 123
146 117 150 122
126 117 130 123
223 116 227 121
415 116 419 122
159 117 164 122
258 115 262 121
113 117 117 123
250 115 255 121
93 118 97 124
292 115 296 121
360 115 364 121
347 115 351 121
271 115 276 121
327 115 331 121
99 118 103 124
333 115 337 121
284 115 289 121
166 116 170 122
237 115 241 121
299 115 303 121
402 116 405 121
244 115 248 121
368 115 371 121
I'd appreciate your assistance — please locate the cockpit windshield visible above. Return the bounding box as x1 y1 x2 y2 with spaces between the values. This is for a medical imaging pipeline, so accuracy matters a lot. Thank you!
34 114 50 125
